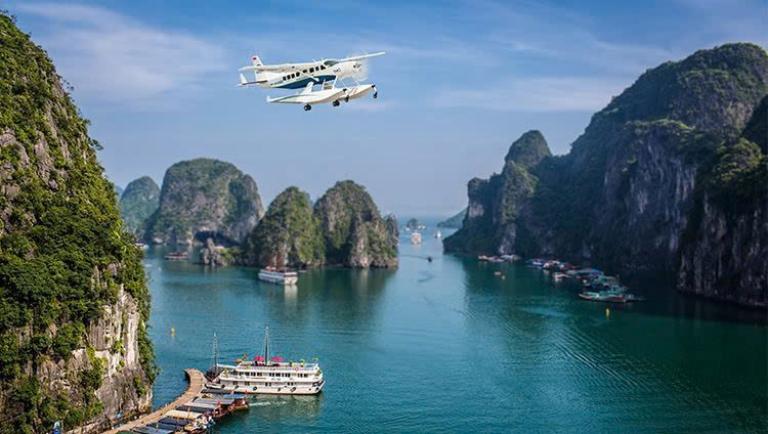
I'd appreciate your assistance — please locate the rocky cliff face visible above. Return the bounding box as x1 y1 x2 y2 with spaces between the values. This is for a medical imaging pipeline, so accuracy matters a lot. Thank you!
119 176 160 237
678 99 767 306
144 158 264 246
444 130 550 254
243 186 324 268
445 43 768 306
0 13 153 432
314 181 398 268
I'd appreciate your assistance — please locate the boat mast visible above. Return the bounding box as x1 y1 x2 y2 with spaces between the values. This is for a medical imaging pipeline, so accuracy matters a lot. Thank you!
263 326 270 364
211 332 219 370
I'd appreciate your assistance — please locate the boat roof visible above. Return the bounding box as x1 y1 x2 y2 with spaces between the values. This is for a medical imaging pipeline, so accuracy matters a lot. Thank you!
175 405 207 413
131 427 175 434
182 401 218 409
157 417 189 427
165 409 202 420
224 361 319 369
201 389 247 397
194 397 236 405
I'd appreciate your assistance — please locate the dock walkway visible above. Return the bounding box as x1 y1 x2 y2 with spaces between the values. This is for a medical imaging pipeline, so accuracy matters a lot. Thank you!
104 368 204 434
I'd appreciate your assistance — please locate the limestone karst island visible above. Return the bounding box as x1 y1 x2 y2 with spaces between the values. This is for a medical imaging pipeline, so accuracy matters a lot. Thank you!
1 3 766 433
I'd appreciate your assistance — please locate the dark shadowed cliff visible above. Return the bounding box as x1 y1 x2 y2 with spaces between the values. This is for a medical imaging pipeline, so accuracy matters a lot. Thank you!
445 43 768 307
443 130 550 254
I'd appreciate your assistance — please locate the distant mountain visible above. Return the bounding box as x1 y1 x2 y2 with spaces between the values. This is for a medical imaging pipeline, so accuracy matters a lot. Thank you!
405 218 424 231
0 13 153 431
114 184 124 199
144 158 264 245
119 176 159 236
437 208 466 229
445 43 768 307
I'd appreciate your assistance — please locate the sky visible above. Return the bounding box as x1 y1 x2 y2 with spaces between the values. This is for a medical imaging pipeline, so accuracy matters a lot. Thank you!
6 0 767 216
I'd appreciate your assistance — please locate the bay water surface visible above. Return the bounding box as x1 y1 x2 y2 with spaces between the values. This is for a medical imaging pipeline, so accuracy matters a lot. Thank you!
145 224 767 433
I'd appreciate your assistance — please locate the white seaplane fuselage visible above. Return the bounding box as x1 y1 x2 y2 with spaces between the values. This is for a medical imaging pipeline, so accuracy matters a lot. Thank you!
238 52 383 109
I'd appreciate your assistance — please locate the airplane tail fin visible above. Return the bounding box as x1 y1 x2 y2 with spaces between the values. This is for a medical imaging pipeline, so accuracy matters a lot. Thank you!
251 55 263 67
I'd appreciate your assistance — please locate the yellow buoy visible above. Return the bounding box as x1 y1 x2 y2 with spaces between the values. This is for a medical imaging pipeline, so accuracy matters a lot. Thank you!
170 326 176 336
605 308 611 318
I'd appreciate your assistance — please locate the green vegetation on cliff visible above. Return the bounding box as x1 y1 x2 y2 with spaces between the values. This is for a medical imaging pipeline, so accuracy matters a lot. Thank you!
445 43 768 306
444 130 549 255
119 176 159 237
314 181 398 268
0 13 153 432
144 158 263 246
243 187 324 268
242 181 397 269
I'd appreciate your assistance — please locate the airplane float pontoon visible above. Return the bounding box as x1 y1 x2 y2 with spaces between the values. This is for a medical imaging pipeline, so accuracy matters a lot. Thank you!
238 52 384 111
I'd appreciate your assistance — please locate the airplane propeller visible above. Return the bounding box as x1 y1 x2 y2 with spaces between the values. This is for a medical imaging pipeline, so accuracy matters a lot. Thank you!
351 59 370 82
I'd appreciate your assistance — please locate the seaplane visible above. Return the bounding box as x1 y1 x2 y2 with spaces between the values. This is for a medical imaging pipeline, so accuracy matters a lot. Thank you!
238 52 384 111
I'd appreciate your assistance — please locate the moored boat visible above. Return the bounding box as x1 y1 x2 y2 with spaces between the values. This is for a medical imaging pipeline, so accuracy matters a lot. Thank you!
164 251 189 261
578 291 644 303
258 267 298 285
410 232 423 245
207 327 324 395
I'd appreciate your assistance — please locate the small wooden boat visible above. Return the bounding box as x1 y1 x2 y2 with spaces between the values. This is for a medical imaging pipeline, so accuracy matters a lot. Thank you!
164 251 189 261
579 291 644 303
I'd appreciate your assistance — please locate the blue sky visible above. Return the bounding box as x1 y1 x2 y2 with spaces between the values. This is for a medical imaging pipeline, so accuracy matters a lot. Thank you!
7 0 767 216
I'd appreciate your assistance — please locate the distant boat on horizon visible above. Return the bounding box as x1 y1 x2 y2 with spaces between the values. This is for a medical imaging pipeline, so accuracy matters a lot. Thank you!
410 232 422 245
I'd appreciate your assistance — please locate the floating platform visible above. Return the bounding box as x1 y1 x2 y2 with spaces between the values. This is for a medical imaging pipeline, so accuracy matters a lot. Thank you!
104 368 249 434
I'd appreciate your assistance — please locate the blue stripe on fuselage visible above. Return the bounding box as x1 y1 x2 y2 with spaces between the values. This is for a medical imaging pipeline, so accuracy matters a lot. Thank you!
275 75 337 89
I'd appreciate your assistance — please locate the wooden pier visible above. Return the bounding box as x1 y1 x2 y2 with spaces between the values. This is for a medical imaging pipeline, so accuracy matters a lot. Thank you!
104 368 205 434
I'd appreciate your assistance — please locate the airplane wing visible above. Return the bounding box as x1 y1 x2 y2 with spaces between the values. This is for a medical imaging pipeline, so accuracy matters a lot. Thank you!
335 51 386 63
239 61 317 73
267 82 314 103
266 94 298 103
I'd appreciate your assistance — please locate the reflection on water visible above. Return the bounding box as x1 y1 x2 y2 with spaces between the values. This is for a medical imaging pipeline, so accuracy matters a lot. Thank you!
146 224 767 433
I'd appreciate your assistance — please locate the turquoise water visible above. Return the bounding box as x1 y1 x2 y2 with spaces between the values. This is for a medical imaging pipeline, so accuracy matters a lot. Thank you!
145 226 767 433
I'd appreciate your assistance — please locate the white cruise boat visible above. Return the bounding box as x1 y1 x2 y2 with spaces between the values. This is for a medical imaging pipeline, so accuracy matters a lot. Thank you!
410 232 422 245
208 327 324 395
258 267 298 285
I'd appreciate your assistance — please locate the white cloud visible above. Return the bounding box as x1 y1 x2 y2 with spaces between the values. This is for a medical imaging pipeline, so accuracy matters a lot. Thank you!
432 76 628 112
16 3 227 109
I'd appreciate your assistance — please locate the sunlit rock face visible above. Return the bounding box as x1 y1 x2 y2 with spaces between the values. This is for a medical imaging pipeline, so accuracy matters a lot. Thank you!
314 180 398 268
144 158 264 246
0 13 154 432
